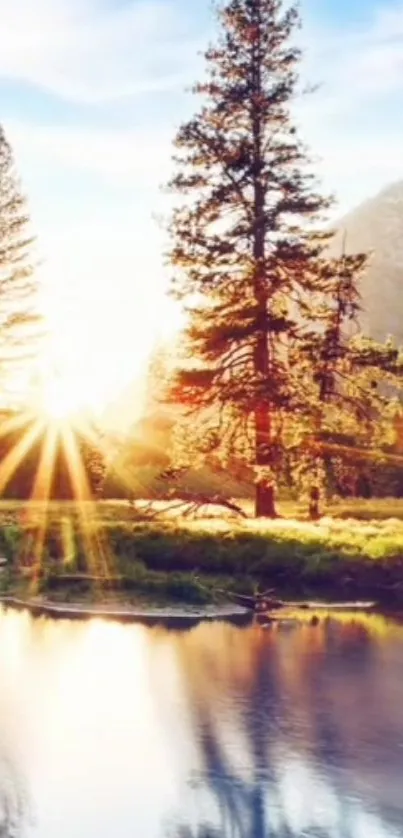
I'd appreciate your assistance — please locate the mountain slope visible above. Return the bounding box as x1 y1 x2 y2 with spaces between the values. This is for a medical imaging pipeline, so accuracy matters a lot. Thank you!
332 181 403 343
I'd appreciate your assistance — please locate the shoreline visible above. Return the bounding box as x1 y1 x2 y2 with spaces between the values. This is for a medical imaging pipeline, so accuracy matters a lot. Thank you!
1 508 403 615
0 595 254 629
0 595 382 629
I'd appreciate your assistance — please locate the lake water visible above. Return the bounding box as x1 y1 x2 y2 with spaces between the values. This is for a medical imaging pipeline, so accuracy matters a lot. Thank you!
0 608 403 837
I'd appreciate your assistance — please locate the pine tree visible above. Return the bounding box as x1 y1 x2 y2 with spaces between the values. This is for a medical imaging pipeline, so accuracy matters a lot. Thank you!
0 126 41 403
168 0 341 517
292 248 403 516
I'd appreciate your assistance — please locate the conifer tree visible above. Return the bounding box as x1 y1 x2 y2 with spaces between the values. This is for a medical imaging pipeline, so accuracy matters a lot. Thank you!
292 249 403 516
167 0 359 516
0 126 41 402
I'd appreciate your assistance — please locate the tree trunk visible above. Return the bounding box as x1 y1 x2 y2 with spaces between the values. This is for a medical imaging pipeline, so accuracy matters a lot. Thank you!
254 317 277 517
308 485 321 520
254 398 277 517
255 481 276 517
251 2 277 519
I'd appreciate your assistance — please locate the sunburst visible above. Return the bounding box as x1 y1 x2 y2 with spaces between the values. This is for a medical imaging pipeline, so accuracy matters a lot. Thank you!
78 420 153 501
0 403 114 594
0 419 44 496
23 424 59 590
60 424 111 581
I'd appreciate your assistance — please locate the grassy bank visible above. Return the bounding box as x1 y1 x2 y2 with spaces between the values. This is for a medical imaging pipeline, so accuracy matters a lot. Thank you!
0 500 403 607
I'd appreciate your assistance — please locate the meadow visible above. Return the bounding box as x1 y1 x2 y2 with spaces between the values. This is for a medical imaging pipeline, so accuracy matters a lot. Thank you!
0 498 402 607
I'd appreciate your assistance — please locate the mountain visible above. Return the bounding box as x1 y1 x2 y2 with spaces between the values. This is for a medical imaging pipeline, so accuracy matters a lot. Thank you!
332 181 403 343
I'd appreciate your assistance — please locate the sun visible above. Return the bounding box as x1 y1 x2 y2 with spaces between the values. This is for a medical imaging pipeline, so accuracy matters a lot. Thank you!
43 377 83 421
37 246 184 425
38 366 104 424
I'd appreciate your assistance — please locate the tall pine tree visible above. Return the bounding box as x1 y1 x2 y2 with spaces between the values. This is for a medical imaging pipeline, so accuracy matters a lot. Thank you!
168 0 357 517
0 126 41 405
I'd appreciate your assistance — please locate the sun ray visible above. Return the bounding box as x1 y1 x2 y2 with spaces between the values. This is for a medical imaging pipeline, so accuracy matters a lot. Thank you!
0 419 44 496
0 409 40 442
77 420 159 501
23 425 59 590
60 425 111 582
30 426 59 504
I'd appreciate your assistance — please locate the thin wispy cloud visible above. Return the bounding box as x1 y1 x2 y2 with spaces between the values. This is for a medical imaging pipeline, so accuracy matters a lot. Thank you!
4 0 403 208
302 3 403 114
0 0 202 103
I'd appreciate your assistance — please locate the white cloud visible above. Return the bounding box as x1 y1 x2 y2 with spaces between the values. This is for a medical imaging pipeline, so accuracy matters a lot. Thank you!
0 0 202 103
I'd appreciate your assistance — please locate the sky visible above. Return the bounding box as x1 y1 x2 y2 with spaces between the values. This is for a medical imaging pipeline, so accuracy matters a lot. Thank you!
2 0 403 420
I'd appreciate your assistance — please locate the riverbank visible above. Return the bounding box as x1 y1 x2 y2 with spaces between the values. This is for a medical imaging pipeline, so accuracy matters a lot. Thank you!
1 501 403 606
0 595 252 629
0 595 382 631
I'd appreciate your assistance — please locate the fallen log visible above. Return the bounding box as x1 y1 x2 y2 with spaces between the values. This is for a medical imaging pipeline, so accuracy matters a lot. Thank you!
217 589 278 610
219 590 291 612
143 492 248 519
219 590 376 613
143 465 250 519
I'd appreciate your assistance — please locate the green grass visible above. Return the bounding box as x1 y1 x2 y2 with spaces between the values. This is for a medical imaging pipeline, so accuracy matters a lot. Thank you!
0 499 403 606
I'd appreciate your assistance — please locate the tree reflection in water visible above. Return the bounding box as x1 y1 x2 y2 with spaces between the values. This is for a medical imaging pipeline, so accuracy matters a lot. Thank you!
163 615 403 838
0 754 28 838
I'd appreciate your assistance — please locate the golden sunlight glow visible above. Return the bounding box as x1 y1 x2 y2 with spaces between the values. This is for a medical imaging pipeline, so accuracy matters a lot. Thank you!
0 252 184 587
25 425 59 587
42 380 81 421
61 425 111 579
10 416 114 590
37 245 184 431
0 421 44 495
0 403 114 589
38 366 104 423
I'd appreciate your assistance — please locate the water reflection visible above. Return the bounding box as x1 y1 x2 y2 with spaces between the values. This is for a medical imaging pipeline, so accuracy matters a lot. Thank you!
0 675 29 838
163 615 403 838
0 608 401 837
0 756 27 838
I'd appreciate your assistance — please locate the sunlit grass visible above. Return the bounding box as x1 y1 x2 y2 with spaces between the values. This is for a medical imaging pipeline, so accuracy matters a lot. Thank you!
0 497 401 607
0 420 402 610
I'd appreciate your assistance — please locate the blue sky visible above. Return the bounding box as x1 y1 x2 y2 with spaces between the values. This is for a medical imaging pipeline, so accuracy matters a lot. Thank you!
3 0 403 415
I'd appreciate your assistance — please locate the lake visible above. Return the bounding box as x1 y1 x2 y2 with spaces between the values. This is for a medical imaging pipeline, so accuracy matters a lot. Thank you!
0 607 403 837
